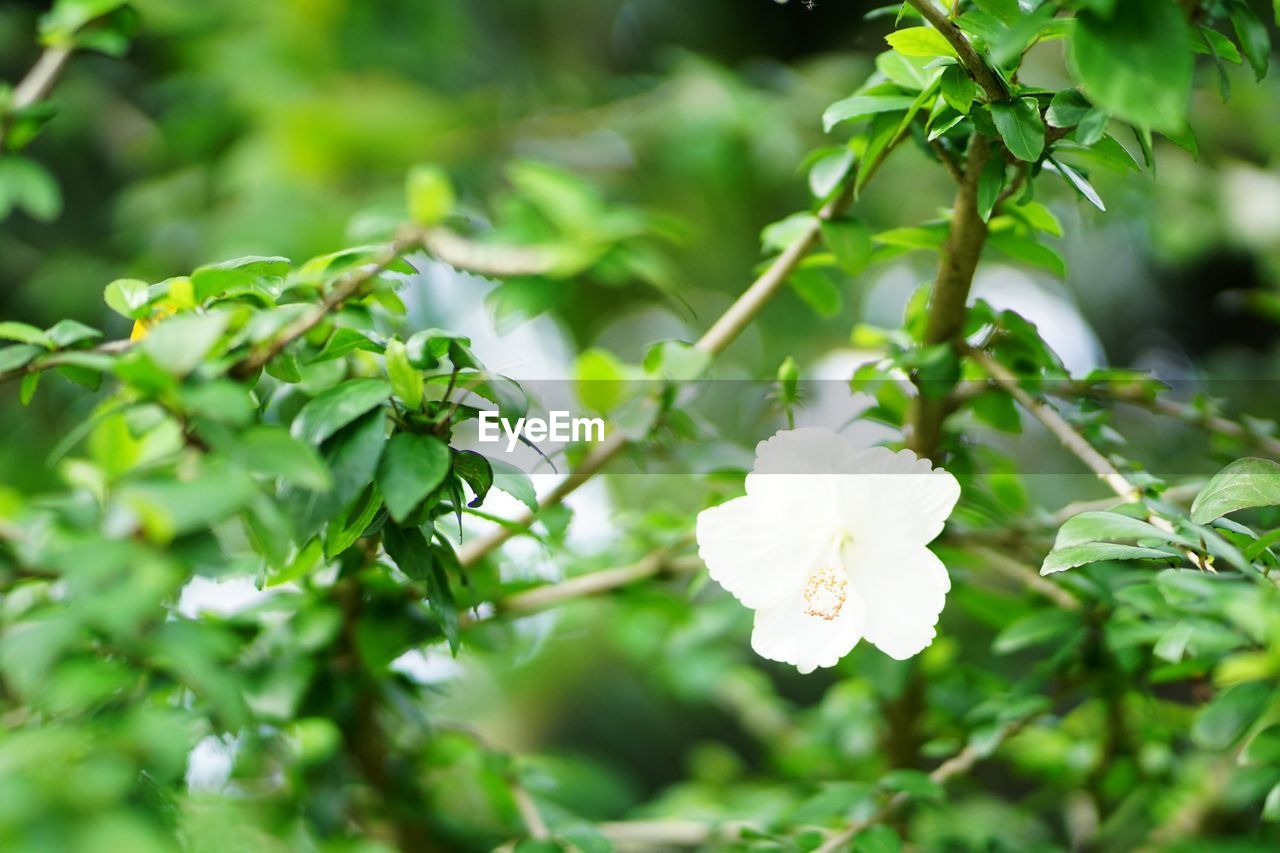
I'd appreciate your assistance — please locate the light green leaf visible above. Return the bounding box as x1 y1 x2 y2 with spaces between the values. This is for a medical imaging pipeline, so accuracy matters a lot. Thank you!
822 94 916 132
291 379 391 446
1191 457 1280 524
46 319 102 348
821 218 873 275
885 26 957 58
384 339 423 409
789 268 842 318
1041 543 1176 575
104 278 151 319
377 433 450 523
140 312 230 376
986 232 1066 278
0 156 62 222
490 457 538 514
406 164 456 226
0 322 53 349
940 64 979 114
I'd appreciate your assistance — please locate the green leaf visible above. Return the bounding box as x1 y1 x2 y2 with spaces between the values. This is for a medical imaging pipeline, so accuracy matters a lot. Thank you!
0 322 53 349
384 339 423 410
1054 511 1190 549
986 232 1066 278
383 524 459 653
291 379 392 446
822 94 917 133
1046 157 1105 211
976 156 1005 222
821 218 873 275
574 348 629 414
324 485 383 558
885 26 957 58
940 65 979 114
644 340 711 381
310 327 381 363
452 450 493 507
1230 3 1270 81
1069 0 1192 133
118 466 258 542
0 156 62 222
878 769 943 802
377 433 450 523
45 319 102 348
1042 543 1175 575
993 609 1081 654
140 312 230 376
234 426 333 491
1191 457 1280 524
489 457 538 514
853 825 902 853
1241 724 1280 766
789 268 843 318
406 164 456 226
1045 90 1093 128
990 98 1045 162
1191 682 1273 750
104 278 151 319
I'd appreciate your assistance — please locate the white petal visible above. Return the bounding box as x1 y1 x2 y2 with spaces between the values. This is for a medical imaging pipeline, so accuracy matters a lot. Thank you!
751 581 866 674
837 447 960 544
696 494 829 610
844 540 950 661
751 427 861 476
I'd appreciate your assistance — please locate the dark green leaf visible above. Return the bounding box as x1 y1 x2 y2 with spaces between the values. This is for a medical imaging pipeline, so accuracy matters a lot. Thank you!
291 379 391 445
377 433 451 523
990 98 1045 162
1191 682 1273 750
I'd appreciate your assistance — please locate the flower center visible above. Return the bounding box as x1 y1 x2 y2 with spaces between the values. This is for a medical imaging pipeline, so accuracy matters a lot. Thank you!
802 564 848 621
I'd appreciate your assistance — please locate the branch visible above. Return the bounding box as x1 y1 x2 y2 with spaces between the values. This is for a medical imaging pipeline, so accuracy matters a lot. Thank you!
457 186 858 567
463 551 701 624
970 348 1205 568
0 46 73 150
1054 383 1280 460
231 232 422 378
813 714 1037 853
420 228 566 279
904 0 1008 101
909 133 993 458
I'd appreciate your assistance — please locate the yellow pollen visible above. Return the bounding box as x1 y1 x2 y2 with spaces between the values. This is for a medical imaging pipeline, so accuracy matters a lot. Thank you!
803 564 847 621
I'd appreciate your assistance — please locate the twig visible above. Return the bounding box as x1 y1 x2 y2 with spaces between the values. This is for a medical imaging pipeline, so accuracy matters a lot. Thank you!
0 46 73 150
231 233 422 378
463 551 700 625
965 543 1080 610
420 228 564 279
814 714 1038 853
457 185 859 567
969 348 1204 568
904 0 1008 101
509 780 551 841
0 338 131 384
1054 383 1280 460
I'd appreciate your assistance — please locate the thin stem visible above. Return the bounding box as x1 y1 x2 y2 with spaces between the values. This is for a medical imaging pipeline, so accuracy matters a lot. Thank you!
457 186 857 568
904 0 1008 101
814 715 1038 853
1054 382 1280 460
970 348 1205 568
231 233 422 378
965 543 1080 610
0 46 73 150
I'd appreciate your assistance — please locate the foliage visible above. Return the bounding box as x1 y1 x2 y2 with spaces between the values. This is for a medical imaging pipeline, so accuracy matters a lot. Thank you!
2 0 1280 851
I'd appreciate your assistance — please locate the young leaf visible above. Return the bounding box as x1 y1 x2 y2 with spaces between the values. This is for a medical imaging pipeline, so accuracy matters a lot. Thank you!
821 218 873 275
1190 457 1280 524
885 27 957 58
990 98 1045 162
384 339 423 410
104 278 151 319
406 164 456 226
377 433 450 523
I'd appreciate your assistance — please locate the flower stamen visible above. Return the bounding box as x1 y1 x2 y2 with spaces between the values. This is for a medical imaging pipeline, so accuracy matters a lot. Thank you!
803 564 848 621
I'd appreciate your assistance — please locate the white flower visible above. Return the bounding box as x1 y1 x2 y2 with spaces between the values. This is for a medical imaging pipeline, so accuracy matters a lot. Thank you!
696 428 960 673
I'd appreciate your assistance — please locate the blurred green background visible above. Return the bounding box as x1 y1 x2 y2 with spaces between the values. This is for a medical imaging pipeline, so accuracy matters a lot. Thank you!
3 1 1280 845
